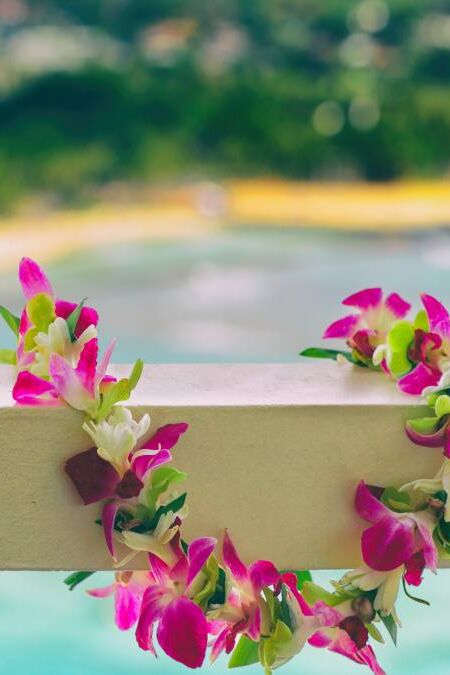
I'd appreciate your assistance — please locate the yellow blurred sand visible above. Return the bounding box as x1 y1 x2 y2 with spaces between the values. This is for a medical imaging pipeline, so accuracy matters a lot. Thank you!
0 179 449 270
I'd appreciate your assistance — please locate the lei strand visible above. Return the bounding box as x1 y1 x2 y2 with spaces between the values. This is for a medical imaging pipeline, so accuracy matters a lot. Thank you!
2 266 449 674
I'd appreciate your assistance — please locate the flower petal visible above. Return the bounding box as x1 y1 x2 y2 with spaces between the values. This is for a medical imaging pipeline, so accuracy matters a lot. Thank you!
414 515 438 572
12 370 59 406
397 363 439 396
323 315 359 339
248 560 280 591
49 354 90 410
141 423 189 451
405 419 445 448
343 288 382 310
102 501 120 559
355 481 390 524
135 585 167 653
96 338 116 384
361 516 415 571
157 597 208 668
76 338 98 397
148 554 171 584
385 293 411 318
222 530 248 584
115 584 142 630
87 584 115 599
115 470 143 499
421 293 449 329
65 447 120 505
246 605 261 641
131 448 172 481
19 257 54 300
186 537 217 588
55 299 99 338
404 551 425 586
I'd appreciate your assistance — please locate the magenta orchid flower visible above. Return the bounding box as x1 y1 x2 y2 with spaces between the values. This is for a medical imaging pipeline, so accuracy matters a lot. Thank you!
397 294 450 395
355 481 438 573
210 531 280 660
13 337 114 412
135 537 216 668
65 422 188 506
323 288 410 361
88 571 152 630
16 258 99 374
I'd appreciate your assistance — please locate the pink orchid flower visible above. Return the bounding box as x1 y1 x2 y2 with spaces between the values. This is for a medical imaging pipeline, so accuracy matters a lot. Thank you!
281 574 385 675
309 623 385 675
88 571 152 631
355 481 438 573
397 294 450 395
135 537 217 668
324 288 410 360
210 531 280 660
13 337 114 411
16 257 98 371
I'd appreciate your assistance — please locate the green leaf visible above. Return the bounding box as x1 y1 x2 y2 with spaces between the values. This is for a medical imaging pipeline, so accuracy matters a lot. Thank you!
144 466 187 509
97 378 131 420
0 305 20 336
143 492 187 532
299 347 354 363
301 581 348 606
379 612 397 646
26 293 55 331
401 577 430 606
208 566 226 606
381 487 412 513
66 298 87 342
64 571 95 591
228 635 260 668
0 349 16 364
292 570 312 589
366 622 385 644
278 586 292 631
129 358 144 390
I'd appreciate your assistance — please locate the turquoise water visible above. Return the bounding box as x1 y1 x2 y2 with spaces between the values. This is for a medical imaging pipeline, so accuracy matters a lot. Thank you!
1 227 450 674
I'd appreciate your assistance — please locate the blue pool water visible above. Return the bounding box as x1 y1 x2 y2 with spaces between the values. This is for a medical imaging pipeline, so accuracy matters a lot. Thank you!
1 226 450 674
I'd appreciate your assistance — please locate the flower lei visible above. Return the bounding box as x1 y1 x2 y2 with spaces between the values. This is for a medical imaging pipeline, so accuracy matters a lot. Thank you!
2 267 449 674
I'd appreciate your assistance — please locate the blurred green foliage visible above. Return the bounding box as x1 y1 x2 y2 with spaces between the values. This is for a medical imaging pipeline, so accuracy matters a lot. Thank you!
0 0 448 210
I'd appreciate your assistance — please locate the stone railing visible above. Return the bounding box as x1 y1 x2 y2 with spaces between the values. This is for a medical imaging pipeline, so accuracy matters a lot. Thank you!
0 362 441 571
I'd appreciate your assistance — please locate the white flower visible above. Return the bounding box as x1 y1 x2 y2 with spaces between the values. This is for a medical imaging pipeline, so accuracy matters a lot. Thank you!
401 459 450 521
83 406 150 476
32 316 97 376
342 565 403 617
114 505 188 568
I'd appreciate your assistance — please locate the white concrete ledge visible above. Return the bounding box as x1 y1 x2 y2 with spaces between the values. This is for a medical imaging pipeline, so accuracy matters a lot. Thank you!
0 363 442 571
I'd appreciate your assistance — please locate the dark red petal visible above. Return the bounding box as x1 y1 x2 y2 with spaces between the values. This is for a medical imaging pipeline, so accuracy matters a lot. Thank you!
339 616 369 650
65 447 120 505
115 470 144 499
404 550 426 587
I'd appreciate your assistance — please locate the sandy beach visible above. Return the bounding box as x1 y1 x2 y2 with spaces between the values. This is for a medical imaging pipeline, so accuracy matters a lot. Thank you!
0 179 449 270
